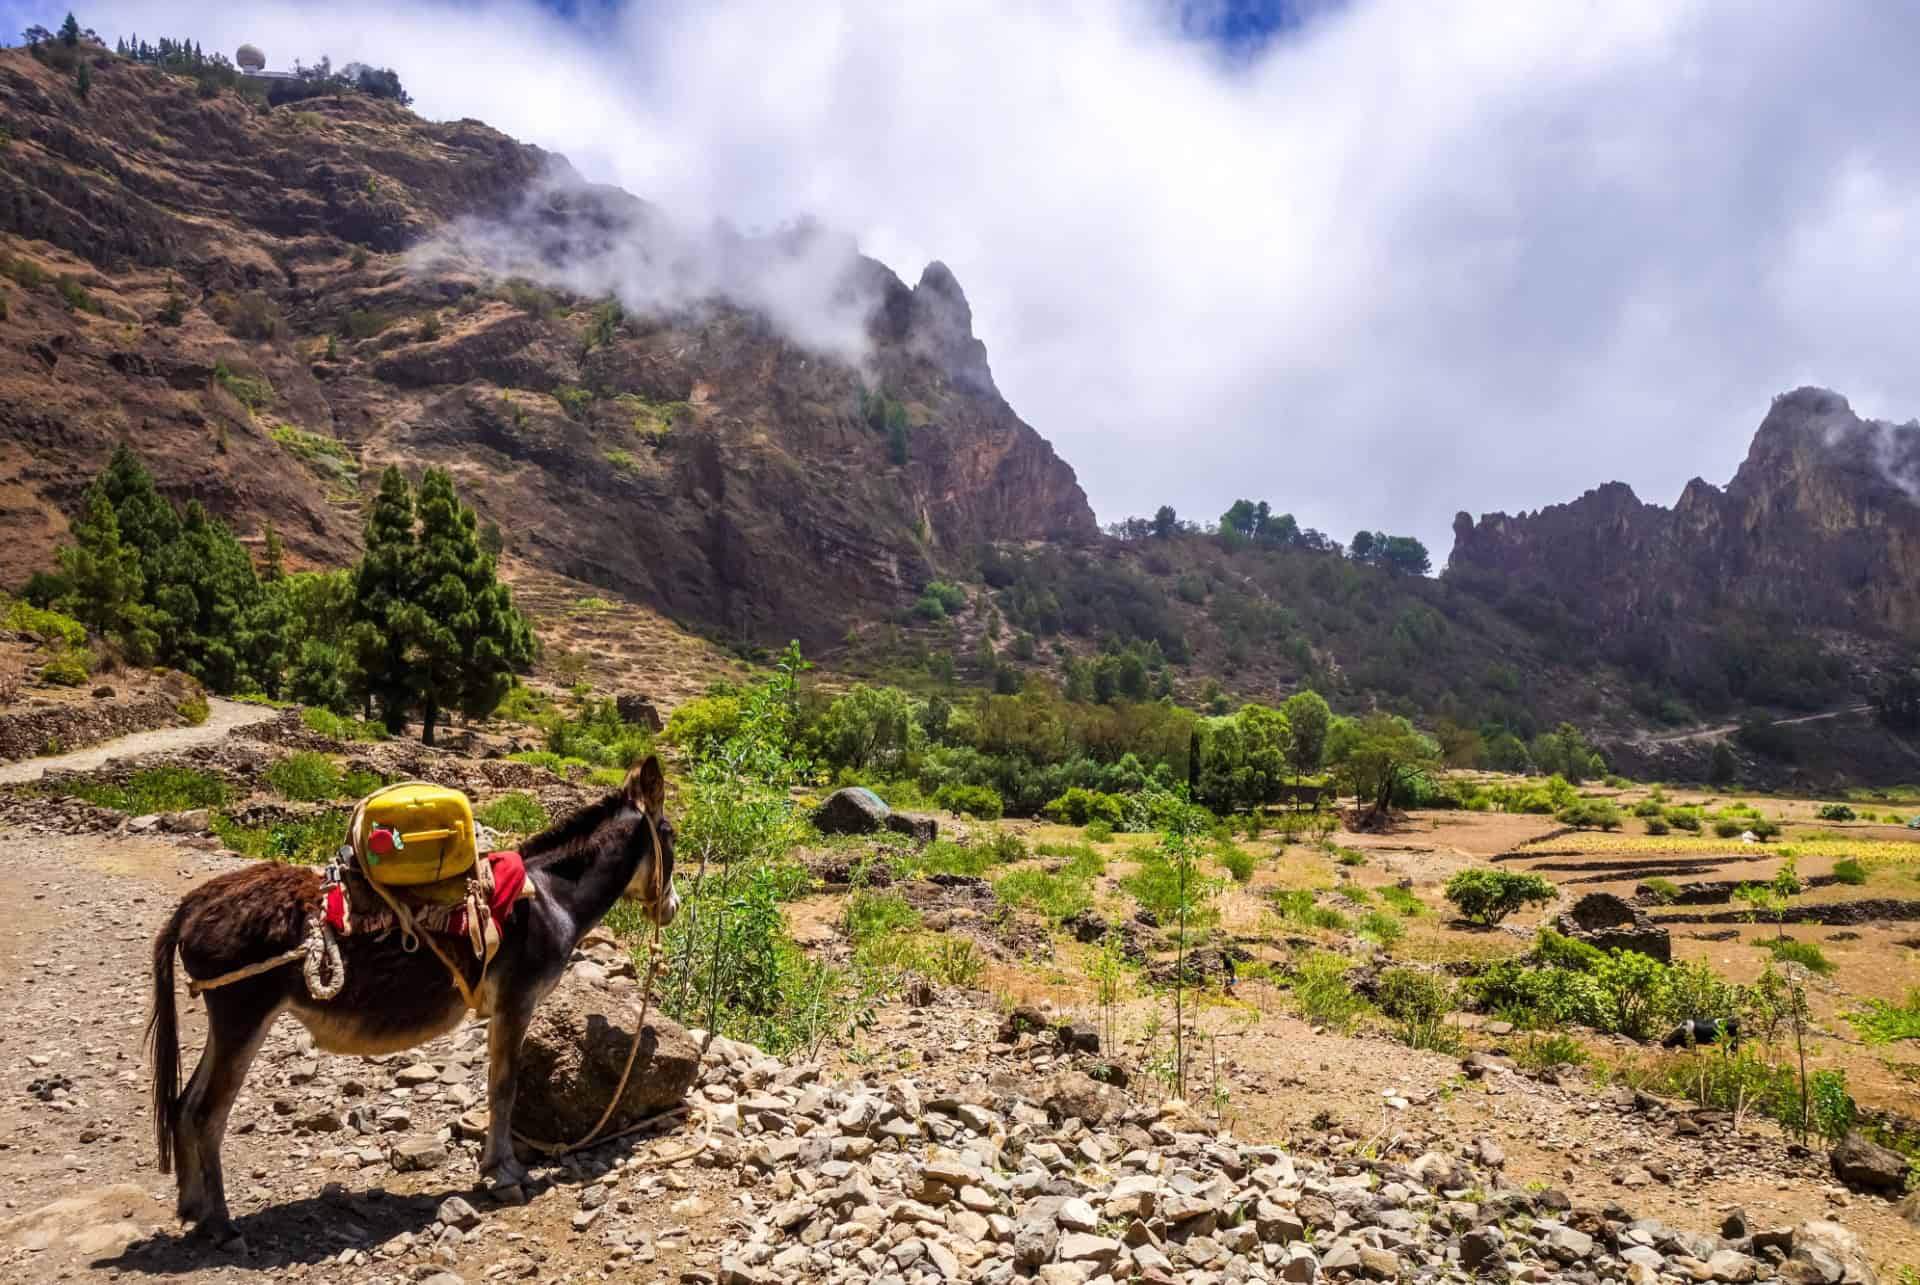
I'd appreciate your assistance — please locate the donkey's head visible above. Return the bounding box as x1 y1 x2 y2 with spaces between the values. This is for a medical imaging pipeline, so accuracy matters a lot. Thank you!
621 755 679 926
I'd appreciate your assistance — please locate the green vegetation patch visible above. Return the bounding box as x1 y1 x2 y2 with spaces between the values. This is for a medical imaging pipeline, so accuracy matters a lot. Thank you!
268 424 359 484
300 706 388 742
63 765 232 815
476 791 550 835
212 807 350 865
213 362 273 411
265 751 346 802
1846 990 1920 1045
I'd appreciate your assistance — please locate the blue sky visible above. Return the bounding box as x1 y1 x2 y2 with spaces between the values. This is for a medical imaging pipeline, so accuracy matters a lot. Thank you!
7 2 1920 556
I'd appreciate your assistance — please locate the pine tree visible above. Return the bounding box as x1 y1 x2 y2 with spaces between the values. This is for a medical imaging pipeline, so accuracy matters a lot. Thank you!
347 466 420 733
55 481 148 652
145 501 267 693
59 12 80 47
260 522 285 580
98 443 179 559
403 468 534 744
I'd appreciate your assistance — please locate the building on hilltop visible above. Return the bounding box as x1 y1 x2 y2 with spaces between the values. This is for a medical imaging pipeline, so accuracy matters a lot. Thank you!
235 44 299 81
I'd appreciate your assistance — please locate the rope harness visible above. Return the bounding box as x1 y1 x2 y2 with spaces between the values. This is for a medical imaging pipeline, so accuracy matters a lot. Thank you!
182 800 706 1166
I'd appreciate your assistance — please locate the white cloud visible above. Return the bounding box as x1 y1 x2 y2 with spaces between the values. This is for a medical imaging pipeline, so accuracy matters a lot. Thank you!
65 0 1920 553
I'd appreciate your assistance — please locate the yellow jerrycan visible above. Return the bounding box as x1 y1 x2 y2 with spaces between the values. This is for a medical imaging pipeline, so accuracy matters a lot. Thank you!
353 782 479 888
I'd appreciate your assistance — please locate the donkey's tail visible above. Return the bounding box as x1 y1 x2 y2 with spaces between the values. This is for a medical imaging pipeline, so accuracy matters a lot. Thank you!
147 900 189 1175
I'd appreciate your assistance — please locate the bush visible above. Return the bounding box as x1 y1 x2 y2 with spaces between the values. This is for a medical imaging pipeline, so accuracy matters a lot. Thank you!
1644 817 1671 835
934 782 1003 820
1557 798 1622 830
1377 966 1457 1050
1443 868 1557 925
40 646 91 686
1272 889 1348 933
66 765 232 814
1817 803 1857 822
1291 951 1368 1031
1632 799 1664 818
995 867 1094 922
1765 938 1835 976
300 706 387 742
1357 910 1404 946
476 792 550 835
1666 808 1702 832
265 751 344 802
1042 787 1125 828
1643 876 1681 904
211 806 348 865
1832 857 1868 886
1377 885 1426 916
1218 843 1256 884
177 691 210 726
1082 819 1114 843
6 600 86 648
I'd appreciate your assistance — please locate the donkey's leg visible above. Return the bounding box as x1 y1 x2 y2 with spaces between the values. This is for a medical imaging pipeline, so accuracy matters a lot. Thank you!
479 997 536 1188
179 986 282 1233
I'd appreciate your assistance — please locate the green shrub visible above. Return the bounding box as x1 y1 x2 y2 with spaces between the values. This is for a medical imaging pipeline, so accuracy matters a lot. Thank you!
1632 799 1665 818
844 887 921 949
553 385 593 420
300 706 387 742
1291 950 1368 1031
211 806 348 865
1513 1031 1588 1069
5 600 85 648
1765 938 1834 976
212 362 272 410
1219 843 1256 884
1832 858 1868 886
265 751 344 802
1713 818 1744 839
996 866 1094 922
1334 846 1368 867
268 424 359 484
1377 966 1457 1050
1845 989 1920 1045
341 769 383 797
1666 808 1702 832
336 307 392 339
934 782 1003 819
1818 803 1858 822
56 274 98 313
1557 798 1622 830
476 792 550 835
1644 817 1670 835
911 840 1001 878
1749 816 1782 841
1272 889 1348 933
1642 876 1680 904
1357 910 1404 947
177 692 209 726
1042 787 1126 828
987 828 1029 864
40 646 91 685
1443 868 1557 925
1083 819 1115 843
1377 885 1426 917
66 765 232 814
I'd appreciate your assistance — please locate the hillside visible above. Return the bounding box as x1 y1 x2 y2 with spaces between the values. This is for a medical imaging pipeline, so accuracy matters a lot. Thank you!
0 45 1092 655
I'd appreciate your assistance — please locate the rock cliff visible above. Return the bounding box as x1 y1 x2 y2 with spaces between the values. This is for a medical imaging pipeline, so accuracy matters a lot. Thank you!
0 47 1094 648
1449 388 1920 649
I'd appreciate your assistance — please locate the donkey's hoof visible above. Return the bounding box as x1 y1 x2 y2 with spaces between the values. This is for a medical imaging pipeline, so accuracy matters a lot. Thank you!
188 1211 235 1242
482 1157 530 1190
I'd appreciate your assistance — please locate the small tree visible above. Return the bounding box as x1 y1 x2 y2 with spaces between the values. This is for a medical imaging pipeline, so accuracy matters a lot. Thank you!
1709 740 1738 786
59 12 80 47
1151 505 1177 538
1326 712 1440 824
347 466 418 731
1124 795 1217 1099
1281 688 1331 801
1444 868 1556 926
55 482 147 652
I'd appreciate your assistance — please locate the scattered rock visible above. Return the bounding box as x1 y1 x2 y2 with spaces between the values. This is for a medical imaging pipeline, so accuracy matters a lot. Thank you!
1827 1130 1908 1193
813 787 890 836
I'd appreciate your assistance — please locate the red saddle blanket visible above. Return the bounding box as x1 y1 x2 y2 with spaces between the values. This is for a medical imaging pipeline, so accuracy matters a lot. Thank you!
322 850 528 943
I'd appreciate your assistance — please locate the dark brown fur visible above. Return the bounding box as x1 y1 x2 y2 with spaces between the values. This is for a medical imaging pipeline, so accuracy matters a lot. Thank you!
148 757 677 1234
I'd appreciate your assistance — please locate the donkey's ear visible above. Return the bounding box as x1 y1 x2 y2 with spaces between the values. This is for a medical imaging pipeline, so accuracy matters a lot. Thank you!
627 754 666 815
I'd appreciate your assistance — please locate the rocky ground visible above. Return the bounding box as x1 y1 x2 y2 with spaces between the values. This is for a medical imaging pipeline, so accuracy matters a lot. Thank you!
0 809 1915 1284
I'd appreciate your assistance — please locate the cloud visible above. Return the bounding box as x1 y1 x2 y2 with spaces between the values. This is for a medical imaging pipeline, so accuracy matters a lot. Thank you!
61 0 1920 555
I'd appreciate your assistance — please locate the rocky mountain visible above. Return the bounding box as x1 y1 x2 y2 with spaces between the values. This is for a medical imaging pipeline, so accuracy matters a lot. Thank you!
1449 388 1920 640
0 47 1093 650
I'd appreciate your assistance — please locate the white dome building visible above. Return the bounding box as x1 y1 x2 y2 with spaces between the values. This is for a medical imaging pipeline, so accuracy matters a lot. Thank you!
235 44 266 73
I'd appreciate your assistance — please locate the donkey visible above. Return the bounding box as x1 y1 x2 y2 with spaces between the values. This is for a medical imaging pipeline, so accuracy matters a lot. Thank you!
147 755 678 1235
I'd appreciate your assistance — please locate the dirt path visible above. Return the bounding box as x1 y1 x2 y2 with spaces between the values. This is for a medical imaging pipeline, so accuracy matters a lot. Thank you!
1646 704 1872 746
0 699 277 784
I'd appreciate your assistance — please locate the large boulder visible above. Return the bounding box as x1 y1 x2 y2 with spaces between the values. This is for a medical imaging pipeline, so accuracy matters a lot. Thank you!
513 970 700 1144
615 695 664 733
1828 1131 1909 1194
813 787 890 836
884 811 938 843
1554 892 1671 963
